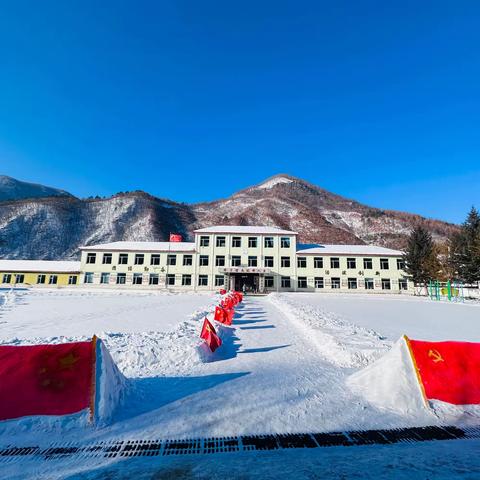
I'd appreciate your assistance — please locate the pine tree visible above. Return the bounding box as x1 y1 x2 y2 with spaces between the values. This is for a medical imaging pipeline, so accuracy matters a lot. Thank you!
449 207 480 283
403 224 440 285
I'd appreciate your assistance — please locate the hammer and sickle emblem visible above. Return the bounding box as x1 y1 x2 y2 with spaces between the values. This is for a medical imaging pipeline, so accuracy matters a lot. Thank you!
428 349 444 363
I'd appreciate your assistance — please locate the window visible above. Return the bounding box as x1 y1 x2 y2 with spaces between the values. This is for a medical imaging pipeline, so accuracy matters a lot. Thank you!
347 258 356 269
381 278 391 290
48 275 58 285
151 254 160 266
116 273 126 284
216 236 226 247
298 277 307 288
314 257 323 268
281 237 291 248
315 277 324 288
231 256 241 267
101 253 112 265
330 257 340 269
182 274 192 286
281 257 291 268
216 255 225 267
149 273 159 285
37 274 46 284
331 277 340 289
215 275 225 286
84 272 94 284
198 275 208 286
265 276 274 288
363 258 373 269
399 278 408 290
134 254 144 265
167 254 176 266
100 273 110 284
68 275 77 285
264 237 274 248
166 274 175 286
2 274 11 283
248 237 258 248
348 278 357 289
397 259 405 270
86 253 96 264
119 253 128 265
183 255 193 266
281 276 291 288
232 237 241 248
133 273 143 285
297 257 307 268
248 256 257 267
200 236 210 247
264 256 274 268
15 274 25 283
380 258 389 270
199 255 209 267
365 278 374 290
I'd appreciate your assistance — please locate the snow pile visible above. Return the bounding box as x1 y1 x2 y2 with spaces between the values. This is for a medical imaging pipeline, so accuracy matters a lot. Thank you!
347 337 428 416
268 293 390 367
94 338 126 424
256 176 294 189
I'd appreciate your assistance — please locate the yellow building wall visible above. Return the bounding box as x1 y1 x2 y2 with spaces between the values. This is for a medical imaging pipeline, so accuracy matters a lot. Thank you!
0 271 80 287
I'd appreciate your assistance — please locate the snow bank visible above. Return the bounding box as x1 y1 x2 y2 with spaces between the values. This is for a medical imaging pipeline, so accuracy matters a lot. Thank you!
347 337 428 416
94 338 126 424
268 293 389 367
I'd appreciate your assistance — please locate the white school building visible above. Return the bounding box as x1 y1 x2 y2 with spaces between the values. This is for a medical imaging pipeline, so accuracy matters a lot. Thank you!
79 225 410 293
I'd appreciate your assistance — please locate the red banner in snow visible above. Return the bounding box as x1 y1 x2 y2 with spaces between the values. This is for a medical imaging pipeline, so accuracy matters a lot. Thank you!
0 340 95 421
407 337 480 405
200 318 222 352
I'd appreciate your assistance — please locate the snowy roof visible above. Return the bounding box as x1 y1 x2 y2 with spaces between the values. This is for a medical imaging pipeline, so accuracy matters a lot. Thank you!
80 241 196 252
194 225 297 235
297 244 403 256
0 260 81 273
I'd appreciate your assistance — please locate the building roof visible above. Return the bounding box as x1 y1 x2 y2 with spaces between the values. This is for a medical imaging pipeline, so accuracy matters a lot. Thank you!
296 244 403 256
194 225 297 235
0 260 81 273
80 241 196 252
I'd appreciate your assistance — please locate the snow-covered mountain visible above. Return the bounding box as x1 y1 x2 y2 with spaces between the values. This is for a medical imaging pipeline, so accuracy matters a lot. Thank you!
0 175 72 202
0 174 458 259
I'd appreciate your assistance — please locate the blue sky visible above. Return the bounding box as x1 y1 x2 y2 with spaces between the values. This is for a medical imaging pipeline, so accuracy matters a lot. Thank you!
0 1 479 223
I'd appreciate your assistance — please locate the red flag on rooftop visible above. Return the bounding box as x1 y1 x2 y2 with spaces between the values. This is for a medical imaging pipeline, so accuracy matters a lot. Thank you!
200 318 222 352
0 340 95 421
406 337 480 405
169 233 183 242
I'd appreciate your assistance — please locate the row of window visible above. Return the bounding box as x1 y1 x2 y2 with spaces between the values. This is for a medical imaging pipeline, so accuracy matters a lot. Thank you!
85 252 405 270
265 276 407 290
199 236 292 249
1 273 78 285
84 272 225 287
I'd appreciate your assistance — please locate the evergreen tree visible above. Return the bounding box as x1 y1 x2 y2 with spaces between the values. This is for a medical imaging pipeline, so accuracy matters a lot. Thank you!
449 207 480 283
403 224 440 285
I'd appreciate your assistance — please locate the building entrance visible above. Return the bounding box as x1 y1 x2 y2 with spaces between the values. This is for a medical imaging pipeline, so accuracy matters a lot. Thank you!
230 273 260 293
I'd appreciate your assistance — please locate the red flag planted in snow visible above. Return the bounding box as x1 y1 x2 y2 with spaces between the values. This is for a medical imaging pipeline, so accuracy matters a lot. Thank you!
219 289 227 295
0 340 95 421
214 305 227 324
225 308 235 325
200 318 222 352
406 337 480 405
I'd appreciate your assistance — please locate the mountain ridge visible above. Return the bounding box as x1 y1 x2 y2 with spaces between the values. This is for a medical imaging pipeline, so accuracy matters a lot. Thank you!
0 174 458 260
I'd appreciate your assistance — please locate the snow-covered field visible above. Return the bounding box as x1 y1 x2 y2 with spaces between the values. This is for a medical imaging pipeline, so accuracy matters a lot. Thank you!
1 288 480 479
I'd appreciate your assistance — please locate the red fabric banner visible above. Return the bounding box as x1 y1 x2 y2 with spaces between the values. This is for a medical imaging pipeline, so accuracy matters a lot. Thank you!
408 338 480 405
200 318 222 352
0 341 95 421
169 233 183 242
214 306 226 323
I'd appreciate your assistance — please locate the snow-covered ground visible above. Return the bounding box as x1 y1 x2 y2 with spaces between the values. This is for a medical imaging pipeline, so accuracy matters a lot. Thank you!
1 288 480 479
